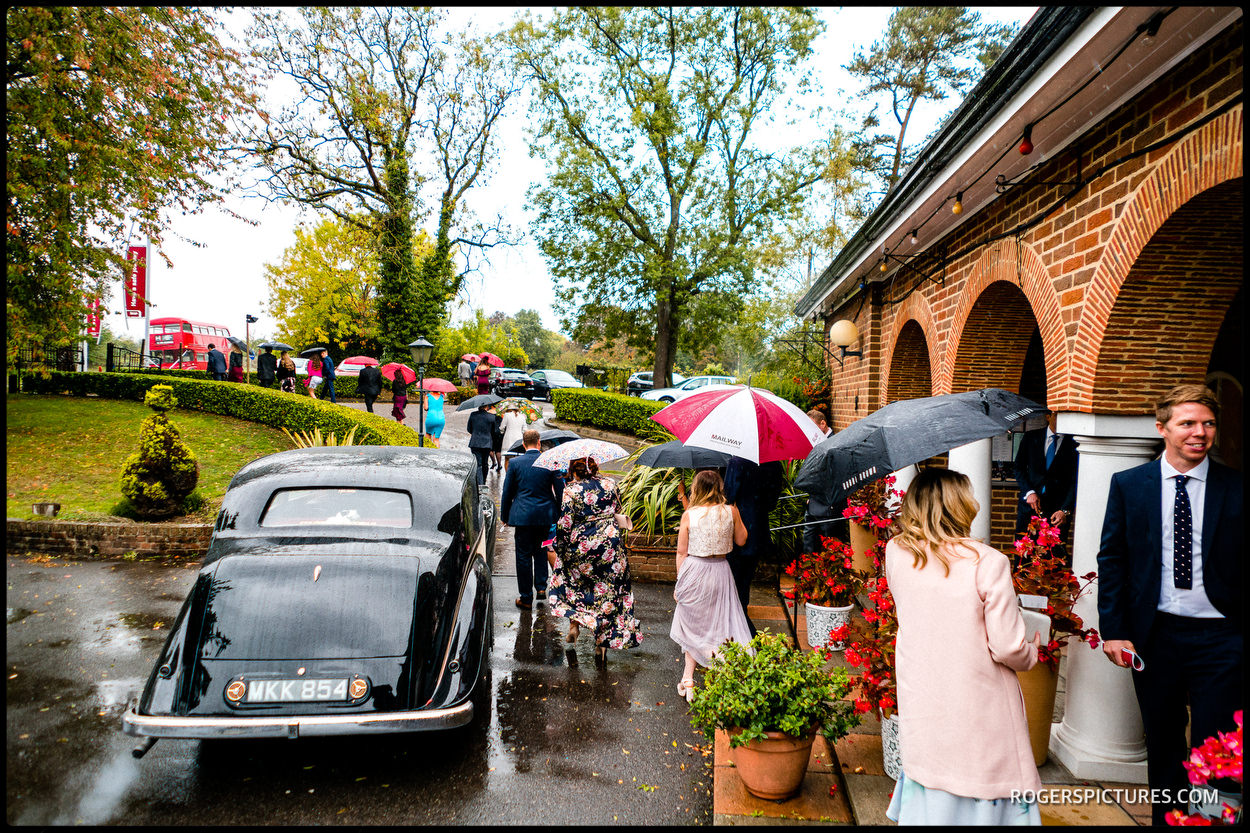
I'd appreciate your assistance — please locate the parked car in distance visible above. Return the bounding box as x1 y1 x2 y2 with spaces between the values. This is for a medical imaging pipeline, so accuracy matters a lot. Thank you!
492 367 545 400
121 445 496 755
626 370 686 396
292 357 309 376
640 374 737 403
529 369 584 394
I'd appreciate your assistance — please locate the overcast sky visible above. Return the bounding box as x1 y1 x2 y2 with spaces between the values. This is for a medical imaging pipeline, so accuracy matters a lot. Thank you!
103 7 1036 345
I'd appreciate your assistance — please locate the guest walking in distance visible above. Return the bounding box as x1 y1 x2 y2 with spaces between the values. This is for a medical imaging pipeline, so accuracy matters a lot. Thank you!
490 407 505 471
228 343 245 382
457 357 472 387
1013 409 1078 563
357 362 383 413
671 470 751 702
475 362 492 395
257 346 277 388
884 467 1043 825
547 457 643 664
501 429 565 610
389 372 408 424
206 343 227 381
276 350 297 393
423 388 446 447
499 404 526 471
1097 384 1242 826
306 356 323 399
723 457 786 634
466 403 497 486
319 348 337 404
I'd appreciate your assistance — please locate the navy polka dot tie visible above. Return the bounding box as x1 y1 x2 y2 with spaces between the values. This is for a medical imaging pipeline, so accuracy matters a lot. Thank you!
1173 475 1192 590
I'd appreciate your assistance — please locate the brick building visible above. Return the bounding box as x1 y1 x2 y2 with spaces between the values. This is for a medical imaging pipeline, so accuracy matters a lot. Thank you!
795 8 1241 784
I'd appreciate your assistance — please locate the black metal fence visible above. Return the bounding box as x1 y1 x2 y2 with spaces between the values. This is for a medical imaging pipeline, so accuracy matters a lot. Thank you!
13 343 79 373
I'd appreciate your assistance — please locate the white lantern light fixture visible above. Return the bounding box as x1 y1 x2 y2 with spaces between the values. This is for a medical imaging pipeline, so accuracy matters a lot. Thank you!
829 319 863 366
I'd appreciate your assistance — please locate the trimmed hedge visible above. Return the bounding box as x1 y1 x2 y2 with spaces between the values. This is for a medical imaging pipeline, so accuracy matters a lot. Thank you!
551 388 674 442
116 368 476 406
17 371 425 447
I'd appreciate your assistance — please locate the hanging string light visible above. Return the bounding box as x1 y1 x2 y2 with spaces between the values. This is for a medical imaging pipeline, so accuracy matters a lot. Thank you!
952 192 963 215
910 229 919 245
1019 124 1034 155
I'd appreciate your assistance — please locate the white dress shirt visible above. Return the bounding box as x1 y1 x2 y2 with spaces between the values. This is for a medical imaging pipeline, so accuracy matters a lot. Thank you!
1157 454 1221 618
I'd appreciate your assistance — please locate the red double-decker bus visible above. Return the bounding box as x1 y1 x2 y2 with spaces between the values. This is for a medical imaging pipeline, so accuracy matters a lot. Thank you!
147 317 234 370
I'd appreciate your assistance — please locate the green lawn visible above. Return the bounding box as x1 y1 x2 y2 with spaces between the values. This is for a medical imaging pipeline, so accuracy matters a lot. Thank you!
6 394 295 522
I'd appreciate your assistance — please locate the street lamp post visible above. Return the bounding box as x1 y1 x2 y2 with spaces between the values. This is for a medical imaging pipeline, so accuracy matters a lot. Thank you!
408 337 434 446
245 314 258 383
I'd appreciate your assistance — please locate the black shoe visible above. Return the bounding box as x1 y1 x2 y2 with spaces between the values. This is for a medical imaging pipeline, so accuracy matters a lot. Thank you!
515 597 532 610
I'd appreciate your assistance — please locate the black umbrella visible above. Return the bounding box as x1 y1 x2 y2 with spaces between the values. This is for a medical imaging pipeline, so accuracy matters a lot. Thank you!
259 341 294 352
456 392 504 411
636 439 733 469
794 388 1046 508
300 346 326 357
506 429 581 454
225 335 248 350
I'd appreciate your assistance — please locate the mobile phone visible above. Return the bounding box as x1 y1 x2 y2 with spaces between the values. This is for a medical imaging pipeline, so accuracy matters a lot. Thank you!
1120 648 1146 671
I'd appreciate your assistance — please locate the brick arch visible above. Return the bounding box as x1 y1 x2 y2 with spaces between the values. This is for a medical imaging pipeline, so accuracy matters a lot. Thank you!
942 237 1067 395
1068 107 1244 411
883 292 938 402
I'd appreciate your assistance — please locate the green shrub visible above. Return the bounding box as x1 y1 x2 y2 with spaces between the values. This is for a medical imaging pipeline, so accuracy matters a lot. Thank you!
119 384 200 518
19 371 424 447
551 388 674 442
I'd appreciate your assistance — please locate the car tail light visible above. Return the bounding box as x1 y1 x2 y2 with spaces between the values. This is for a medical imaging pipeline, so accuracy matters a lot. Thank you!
225 681 246 703
349 678 369 699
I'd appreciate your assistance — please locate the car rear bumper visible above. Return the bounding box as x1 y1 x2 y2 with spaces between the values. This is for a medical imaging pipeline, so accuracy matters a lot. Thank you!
121 701 473 739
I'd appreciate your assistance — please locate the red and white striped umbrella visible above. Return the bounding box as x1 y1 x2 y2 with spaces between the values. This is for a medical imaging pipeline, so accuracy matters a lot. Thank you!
649 385 824 464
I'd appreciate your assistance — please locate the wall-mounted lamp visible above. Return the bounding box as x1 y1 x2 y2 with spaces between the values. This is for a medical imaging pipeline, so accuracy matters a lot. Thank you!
829 319 863 367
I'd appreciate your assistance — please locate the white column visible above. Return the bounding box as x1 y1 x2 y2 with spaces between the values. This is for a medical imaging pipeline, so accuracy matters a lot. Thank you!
948 437 993 541
1049 412 1159 782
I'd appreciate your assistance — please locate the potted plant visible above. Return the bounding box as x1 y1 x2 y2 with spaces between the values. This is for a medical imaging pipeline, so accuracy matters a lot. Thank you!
830 573 900 779
783 541 867 651
1011 516 1101 765
688 631 860 800
1166 710 1242 825
841 474 903 573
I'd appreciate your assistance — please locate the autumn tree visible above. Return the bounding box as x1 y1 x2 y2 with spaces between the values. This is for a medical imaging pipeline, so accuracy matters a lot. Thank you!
510 7 839 388
5 7 257 362
243 8 521 362
846 7 1018 189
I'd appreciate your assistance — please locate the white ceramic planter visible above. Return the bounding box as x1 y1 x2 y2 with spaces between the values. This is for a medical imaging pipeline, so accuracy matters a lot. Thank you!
881 710 902 781
804 601 854 651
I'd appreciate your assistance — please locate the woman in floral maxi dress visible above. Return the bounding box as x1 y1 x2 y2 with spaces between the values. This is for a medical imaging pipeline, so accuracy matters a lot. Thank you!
547 457 643 663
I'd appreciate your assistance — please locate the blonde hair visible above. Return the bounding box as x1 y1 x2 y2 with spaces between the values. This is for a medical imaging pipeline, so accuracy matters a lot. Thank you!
1155 384 1219 424
689 470 726 507
893 467 979 576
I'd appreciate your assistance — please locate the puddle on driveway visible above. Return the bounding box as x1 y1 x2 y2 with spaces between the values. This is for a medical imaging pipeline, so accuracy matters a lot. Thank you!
7 607 38 624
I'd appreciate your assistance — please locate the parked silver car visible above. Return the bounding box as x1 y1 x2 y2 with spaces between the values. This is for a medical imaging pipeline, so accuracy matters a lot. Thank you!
640 375 738 403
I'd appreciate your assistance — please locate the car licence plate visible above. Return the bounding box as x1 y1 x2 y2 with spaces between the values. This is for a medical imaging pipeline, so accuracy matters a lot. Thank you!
246 678 349 703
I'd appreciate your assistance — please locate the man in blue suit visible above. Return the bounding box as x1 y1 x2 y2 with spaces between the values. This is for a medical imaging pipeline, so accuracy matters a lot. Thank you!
1014 409 1078 562
1097 384 1242 825
501 429 565 610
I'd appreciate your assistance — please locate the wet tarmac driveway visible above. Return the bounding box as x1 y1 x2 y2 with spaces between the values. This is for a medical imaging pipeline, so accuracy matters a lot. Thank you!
6 402 714 824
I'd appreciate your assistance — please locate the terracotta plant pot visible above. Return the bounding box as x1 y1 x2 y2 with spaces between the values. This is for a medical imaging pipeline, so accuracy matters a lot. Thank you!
847 520 877 573
804 601 855 651
1017 661 1059 766
729 728 816 800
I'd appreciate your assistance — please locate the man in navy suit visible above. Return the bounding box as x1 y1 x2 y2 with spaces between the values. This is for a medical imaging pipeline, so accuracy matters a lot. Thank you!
724 456 786 635
1097 384 1242 824
501 429 565 610
1014 409 1078 559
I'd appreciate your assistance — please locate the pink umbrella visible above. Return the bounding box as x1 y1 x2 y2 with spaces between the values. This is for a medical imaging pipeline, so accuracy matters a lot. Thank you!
478 352 504 367
649 385 825 464
341 355 379 366
379 362 416 384
461 353 479 362
416 377 458 393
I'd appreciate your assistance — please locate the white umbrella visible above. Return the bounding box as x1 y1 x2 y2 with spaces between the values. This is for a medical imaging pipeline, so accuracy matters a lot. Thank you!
649 385 824 463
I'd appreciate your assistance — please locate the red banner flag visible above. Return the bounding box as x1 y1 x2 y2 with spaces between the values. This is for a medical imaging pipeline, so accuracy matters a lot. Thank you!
125 246 147 318
86 297 102 338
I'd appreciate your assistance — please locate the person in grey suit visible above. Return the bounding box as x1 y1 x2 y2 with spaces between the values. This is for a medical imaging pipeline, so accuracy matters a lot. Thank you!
1097 384 1242 825
466 404 497 486
501 429 565 609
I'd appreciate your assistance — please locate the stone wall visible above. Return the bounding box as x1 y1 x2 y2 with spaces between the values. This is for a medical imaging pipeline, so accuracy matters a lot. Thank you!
5 519 211 560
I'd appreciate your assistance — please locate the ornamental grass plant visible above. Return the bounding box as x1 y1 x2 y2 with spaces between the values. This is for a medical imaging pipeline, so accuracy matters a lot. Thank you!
688 631 860 748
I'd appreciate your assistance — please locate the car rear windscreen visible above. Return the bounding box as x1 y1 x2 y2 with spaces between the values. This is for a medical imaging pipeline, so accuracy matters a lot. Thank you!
260 488 413 527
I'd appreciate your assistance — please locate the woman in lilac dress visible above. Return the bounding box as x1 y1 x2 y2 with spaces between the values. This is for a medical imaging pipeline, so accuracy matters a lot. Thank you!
670 470 751 702
547 457 643 664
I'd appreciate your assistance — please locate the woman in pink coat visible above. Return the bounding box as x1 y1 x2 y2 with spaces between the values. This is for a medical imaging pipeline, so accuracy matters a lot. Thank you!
884 467 1043 825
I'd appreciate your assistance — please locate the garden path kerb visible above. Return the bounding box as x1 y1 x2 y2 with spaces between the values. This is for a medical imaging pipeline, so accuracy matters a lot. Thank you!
5 518 210 560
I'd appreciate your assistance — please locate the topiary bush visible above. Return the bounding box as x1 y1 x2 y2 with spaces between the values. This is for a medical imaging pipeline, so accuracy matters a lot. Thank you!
119 384 200 519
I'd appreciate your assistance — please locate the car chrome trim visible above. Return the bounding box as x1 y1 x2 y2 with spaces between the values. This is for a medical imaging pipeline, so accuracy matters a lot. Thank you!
121 701 473 739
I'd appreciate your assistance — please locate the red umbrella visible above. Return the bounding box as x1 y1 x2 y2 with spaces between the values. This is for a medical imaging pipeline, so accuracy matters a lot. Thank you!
340 355 379 366
478 352 504 367
416 377 458 393
650 385 825 464
461 353 479 362
379 362 416 384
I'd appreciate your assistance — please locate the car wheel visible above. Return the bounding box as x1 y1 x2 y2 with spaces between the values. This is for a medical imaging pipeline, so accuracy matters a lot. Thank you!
660 396 674 403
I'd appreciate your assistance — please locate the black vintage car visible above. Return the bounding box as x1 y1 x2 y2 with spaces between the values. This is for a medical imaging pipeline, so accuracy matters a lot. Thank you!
122 446 496 755
491 367 547 400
